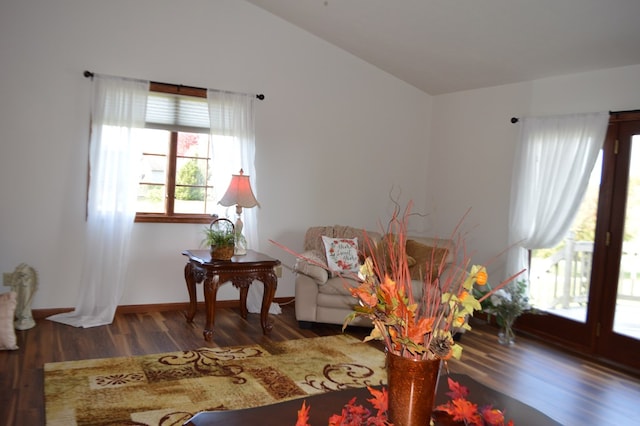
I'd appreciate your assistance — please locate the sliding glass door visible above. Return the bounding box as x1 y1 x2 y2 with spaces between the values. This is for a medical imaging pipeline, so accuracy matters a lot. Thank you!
521 112 640 373
593 116 640 369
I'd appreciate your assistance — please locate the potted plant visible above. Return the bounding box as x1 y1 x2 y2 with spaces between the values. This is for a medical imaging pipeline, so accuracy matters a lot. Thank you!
202 217 235 260
474 279 536 345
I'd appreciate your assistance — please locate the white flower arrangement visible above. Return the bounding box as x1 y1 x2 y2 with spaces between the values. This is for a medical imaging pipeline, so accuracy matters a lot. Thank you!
475 280 532 327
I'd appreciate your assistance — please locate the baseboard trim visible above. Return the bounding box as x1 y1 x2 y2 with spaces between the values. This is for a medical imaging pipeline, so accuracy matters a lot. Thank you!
33 297 295 320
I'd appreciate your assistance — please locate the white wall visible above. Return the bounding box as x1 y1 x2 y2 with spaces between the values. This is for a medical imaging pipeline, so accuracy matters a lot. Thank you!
0 0 432 309
429 64 640 281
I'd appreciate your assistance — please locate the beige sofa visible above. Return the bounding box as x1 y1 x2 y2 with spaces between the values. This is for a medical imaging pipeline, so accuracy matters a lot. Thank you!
294 225 452 328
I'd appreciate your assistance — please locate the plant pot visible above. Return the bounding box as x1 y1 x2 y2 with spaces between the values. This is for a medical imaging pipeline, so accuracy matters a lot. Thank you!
210 244 234 260
386 352 441 426
207 218 235 260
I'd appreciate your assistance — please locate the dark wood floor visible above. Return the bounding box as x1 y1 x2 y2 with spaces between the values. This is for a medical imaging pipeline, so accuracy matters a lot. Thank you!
2 303 640 426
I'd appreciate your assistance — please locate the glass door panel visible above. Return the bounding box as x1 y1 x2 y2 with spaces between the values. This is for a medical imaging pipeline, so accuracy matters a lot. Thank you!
592 119 640 372
613 135 640 339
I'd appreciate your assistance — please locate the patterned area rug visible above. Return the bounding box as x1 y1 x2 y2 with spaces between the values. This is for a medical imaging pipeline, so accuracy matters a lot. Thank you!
44 334 386 426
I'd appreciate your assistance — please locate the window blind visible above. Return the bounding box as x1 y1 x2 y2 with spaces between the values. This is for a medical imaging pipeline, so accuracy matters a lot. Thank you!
145 92 209 133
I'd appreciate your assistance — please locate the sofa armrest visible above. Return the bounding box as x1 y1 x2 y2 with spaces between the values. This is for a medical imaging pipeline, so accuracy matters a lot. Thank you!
295 273 320 322
293 250 329 284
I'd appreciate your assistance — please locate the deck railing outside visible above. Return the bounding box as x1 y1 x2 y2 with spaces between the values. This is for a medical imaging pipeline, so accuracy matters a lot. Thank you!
530 236 640 310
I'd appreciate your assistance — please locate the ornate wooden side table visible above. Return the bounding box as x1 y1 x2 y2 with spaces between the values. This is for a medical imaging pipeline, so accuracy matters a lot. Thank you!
182 249 280 341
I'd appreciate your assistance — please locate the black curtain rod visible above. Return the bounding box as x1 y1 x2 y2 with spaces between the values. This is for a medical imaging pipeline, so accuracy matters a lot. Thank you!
511 110 640 123
610 109 640 115
83 70 265 100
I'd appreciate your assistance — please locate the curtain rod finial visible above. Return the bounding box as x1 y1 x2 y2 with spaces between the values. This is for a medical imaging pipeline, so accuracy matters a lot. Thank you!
84 70 94 79
511 117 519 123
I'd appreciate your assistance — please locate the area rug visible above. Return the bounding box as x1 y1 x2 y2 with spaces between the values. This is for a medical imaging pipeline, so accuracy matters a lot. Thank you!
44 334 386 426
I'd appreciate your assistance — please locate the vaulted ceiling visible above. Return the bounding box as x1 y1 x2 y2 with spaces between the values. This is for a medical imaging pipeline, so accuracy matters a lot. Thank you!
246 0 640 95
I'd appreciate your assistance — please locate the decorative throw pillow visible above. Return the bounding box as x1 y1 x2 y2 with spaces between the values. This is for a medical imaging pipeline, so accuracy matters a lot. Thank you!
373 234 416 274
294 250 330 285
322 236 360 273
0 292 18 350
406 239 449 281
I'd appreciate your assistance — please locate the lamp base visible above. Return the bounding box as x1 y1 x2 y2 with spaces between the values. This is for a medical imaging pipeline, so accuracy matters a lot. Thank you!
234 231 248 255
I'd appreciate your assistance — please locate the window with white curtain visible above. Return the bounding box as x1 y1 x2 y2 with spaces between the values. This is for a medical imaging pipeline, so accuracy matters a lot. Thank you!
134 83 240 223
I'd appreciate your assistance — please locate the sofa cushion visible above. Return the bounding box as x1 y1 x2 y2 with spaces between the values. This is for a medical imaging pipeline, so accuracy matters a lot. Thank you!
318 276 360 297
317 293 362 310
0 292 18 350
304 226 382 263
372 234 417 275
304 226 339 253
406 239 450 281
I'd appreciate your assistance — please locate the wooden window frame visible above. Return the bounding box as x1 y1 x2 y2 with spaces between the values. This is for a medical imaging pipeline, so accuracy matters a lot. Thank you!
134 83 213 224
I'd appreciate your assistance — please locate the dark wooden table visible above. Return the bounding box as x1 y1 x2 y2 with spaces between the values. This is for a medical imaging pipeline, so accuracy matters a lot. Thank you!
182 249 280 341
184 373 561 425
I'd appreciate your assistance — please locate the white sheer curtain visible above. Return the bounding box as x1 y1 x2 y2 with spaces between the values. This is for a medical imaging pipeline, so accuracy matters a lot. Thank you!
505 112 609 280
48 75 149 327
207 90 281 315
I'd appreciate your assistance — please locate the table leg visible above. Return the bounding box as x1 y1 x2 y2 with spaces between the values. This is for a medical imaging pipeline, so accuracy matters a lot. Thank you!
184 262 198 323
260 271 278 335
203 273 219 342
239 287 249 319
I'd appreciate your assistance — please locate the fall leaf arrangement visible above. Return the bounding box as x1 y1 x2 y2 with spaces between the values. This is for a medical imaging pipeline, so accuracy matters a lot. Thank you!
295 379 514 426
345 201 524 361
295 387 389 426
435 377 514 426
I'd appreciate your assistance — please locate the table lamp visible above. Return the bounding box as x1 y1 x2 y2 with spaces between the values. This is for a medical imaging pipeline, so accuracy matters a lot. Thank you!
218 169 260 255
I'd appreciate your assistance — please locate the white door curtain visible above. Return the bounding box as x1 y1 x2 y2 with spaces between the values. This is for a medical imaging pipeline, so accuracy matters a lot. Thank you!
48 75 149 327
505 111 609 281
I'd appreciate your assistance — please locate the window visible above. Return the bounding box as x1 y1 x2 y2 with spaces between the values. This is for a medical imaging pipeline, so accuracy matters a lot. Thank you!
135 83 224 224
135 128 215 223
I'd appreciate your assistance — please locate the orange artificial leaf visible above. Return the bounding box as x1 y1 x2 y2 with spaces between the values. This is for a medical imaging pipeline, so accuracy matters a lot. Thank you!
350 283 378 307
450 398 481 424
388 327 402 352
296 400 311 426
348 403 370 418
328 413 345 426
368 417 390 426
367 386 388 416
379 275 399 305
407 316 434 343
434 401 455 416
446 378 469 399
481 406 506 425
434 406 448 417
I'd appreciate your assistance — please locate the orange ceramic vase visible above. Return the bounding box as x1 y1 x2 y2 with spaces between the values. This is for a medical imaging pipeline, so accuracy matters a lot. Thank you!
387 352 441 426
